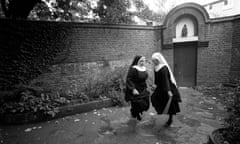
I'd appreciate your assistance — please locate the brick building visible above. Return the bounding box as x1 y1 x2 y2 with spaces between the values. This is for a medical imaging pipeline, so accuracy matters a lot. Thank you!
162 3 240 86
202 0 240 18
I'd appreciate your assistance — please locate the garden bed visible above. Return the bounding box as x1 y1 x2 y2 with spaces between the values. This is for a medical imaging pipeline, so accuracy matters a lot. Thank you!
0 66 128 125
0 98 113 125
197 82 240 144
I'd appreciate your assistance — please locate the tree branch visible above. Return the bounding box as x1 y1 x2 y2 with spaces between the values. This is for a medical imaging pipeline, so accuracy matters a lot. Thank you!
1 0 10 17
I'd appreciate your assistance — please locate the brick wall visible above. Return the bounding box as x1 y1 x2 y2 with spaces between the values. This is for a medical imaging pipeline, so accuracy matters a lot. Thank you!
0 13 240 91
230 17 240 81
0 19 161 91
197 21 233 85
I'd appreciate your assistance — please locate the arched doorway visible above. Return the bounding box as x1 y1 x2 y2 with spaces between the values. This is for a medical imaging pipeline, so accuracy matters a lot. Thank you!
162 3 210 87
173 15 198 86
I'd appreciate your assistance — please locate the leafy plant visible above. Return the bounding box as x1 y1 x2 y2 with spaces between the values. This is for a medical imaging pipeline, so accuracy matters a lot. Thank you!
222 80 240 143
0 89 69 117
81 66 128 106
0 64 152 120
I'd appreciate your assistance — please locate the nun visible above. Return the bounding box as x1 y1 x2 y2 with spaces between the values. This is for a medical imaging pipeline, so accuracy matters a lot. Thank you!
125 55 150 121
151 52 182 127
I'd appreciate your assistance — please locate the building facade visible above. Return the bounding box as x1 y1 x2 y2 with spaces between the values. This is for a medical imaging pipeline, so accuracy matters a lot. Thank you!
203 0 240 18
162 3 240 86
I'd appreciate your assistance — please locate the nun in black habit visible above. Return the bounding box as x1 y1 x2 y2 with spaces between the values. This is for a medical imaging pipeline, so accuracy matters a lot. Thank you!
125 55 150 121
151 52 182 127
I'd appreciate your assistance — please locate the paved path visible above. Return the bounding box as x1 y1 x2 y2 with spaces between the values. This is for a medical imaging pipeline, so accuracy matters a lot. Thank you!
0 88 227 144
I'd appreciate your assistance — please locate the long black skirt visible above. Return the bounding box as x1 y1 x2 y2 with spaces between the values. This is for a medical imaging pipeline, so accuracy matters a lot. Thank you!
130 90 150 118
151 90 180 115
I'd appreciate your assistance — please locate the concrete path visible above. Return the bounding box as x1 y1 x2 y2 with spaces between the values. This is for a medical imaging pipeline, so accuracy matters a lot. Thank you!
0 88 227 144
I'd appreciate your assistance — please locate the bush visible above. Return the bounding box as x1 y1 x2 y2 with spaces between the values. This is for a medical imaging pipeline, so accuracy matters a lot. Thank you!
0 64 154 119
222 80 240 143
0 88 69 118
82 66 128 106
0 65 129 119
81 65 154 107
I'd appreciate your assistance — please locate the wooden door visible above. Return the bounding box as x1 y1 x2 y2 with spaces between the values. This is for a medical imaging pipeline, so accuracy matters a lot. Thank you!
173 42 197 87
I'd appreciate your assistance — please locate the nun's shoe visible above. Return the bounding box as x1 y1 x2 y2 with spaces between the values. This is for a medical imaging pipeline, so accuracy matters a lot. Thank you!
136 114 142 121
164 120 173 127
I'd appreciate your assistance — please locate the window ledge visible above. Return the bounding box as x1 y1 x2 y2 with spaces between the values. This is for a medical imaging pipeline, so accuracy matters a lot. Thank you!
173 36 199 43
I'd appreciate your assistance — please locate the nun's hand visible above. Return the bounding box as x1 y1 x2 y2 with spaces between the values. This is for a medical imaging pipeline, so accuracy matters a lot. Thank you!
150 84 156 91
133 89 139 95
168 91 173 97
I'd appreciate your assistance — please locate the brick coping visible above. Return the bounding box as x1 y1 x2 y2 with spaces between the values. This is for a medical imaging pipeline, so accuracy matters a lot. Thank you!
0 18 162 30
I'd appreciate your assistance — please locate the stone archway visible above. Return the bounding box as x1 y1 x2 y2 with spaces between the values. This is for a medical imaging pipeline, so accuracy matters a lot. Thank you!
162 3 210 86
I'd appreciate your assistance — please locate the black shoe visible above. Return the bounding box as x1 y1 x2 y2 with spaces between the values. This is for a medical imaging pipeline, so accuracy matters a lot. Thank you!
164 120 172 127
136 114 142 121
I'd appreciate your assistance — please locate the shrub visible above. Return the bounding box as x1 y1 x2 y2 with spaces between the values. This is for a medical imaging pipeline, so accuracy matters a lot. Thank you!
0 88 69 118
0 64 154 119
82 66 128 106
222 80 240 143
81 65 155 106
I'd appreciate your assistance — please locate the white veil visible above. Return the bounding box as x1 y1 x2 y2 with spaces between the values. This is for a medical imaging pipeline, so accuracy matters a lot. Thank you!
151 52 177 86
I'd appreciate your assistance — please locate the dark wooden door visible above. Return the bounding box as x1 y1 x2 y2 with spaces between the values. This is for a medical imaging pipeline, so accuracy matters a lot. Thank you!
173 42 197 87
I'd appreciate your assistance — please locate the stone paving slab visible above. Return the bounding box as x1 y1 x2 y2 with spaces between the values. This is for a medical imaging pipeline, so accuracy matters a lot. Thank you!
0 88 227 144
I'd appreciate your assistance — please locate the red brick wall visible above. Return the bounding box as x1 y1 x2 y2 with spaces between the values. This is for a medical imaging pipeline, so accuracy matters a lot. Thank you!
197 21 233 85
0 19 161 90
230 17 240 81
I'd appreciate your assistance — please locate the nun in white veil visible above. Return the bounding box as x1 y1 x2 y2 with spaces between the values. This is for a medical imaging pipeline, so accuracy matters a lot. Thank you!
151 52 181 127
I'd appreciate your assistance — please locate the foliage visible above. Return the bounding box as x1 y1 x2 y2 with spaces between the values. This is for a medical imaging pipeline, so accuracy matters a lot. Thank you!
0 63 153 120
0 0 41 19
199 80 240 143
195 80 240 143
131 0 168 24
29 0 96 22
222 80 240 143
0 88 69 117
0 0 170 25
81 64 154 106
82 66 128 106
93 0 133 24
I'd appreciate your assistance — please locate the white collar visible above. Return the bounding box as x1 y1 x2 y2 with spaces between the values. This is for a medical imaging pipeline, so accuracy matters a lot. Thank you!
133 65 146 71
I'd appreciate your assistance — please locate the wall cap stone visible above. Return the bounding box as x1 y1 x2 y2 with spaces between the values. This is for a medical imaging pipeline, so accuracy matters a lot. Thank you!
0 18 163 30
209 14 240 23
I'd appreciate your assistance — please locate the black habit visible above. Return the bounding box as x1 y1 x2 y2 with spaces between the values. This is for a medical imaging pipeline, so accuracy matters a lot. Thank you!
151 66 181 115
125 67 150 119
